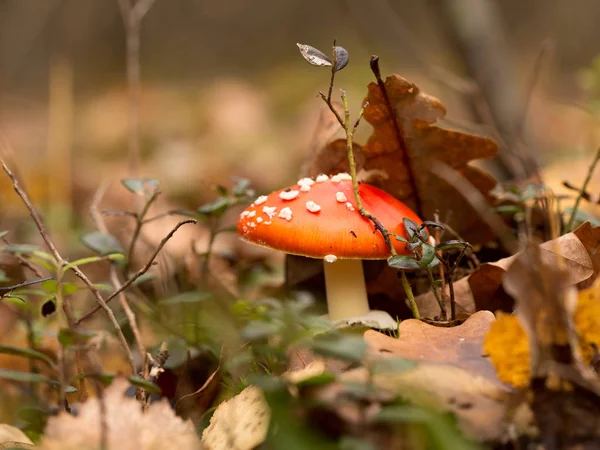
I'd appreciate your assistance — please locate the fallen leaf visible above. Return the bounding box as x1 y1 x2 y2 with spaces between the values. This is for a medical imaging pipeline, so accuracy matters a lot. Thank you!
364 311 498 381
0 424 33 447
470 222 598 312
201 385 270 450
357 74 497 244
370 363 511 441
39 378 200 450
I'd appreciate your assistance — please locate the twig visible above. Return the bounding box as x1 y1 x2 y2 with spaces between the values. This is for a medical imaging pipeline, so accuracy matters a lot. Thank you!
89 182 148 381
566 147 600 232
117 0 159 175
370 55 422 218
0 158 137 377
126 191 160 271
317 55 419 318
75 219 197 324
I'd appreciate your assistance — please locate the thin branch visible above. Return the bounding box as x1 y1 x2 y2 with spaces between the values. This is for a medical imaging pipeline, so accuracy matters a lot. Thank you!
566 147 600 232
89 182 147 380
116 0 158 175
75 219 197 324
0 158 136 375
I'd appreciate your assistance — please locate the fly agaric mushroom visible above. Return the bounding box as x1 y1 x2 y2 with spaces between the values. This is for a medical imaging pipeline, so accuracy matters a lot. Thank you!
236 173 424 329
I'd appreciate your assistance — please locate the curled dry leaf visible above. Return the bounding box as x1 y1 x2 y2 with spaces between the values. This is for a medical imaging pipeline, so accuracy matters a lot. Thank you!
39 378 200 450
201 385 270 450
470 222 599 312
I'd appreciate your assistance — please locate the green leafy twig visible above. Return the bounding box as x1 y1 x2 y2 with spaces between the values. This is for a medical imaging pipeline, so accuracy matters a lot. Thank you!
307 43 420 318
1 157 134 407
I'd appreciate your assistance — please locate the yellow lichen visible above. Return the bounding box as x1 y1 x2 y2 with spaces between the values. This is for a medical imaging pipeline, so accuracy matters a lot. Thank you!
574 280 600 363
484 279 600 388
483 312 531 388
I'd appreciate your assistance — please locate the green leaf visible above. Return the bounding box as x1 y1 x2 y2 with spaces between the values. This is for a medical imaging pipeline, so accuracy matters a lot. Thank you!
0 368 48 384
388 255 421 270
80 232 124 256
64 253 124 271
295 372 336 387
88 372 116 386
435 240 472 253
41 280 78 295
241 320 282 341
403 218 419 239
216 185 229 196
0 344 57 370
339 437 377 450
0 230 8 239
310 334 366 362
494 204 523 215
121 178 160 199
158 291 211 305
232 178 251 196
0 270 8 283
2 244 39 254
128 375 161 395
58 328 95 348
419 243 436 268
130 273 154 286
198 197 230 216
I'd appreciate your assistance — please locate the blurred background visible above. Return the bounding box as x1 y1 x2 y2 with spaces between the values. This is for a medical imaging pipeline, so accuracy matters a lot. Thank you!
1 0 600 436
2 0 600 224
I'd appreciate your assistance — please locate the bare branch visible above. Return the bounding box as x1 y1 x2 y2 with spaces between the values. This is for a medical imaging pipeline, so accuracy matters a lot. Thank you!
0 157 136 375
75 218 197 325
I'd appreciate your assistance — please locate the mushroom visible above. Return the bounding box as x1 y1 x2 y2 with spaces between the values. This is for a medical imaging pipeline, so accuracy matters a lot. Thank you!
236 173 424 330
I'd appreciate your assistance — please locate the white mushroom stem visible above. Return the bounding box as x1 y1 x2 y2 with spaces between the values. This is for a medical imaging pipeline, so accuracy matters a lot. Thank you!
323 259 370 320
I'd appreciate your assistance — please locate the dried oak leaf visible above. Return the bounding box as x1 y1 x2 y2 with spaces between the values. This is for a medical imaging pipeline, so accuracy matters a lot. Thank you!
201 385 270 450
362 311 516 440
39 378 200 450
361 75 498 243
365 311 499 381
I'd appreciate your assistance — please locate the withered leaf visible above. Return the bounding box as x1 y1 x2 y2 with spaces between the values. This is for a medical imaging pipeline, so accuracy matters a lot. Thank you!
360 75 498 243
317 75 498 244
365 311 498 381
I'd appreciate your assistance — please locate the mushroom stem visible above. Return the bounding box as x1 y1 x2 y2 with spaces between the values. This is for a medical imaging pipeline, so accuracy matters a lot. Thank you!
323 259 370 320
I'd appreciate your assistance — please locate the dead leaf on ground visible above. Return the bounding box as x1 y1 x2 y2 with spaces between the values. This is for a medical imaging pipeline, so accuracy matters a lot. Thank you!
470 222 599 312
201 385 270 450
0 424 34 447
39 378 200 450
365 311 499 381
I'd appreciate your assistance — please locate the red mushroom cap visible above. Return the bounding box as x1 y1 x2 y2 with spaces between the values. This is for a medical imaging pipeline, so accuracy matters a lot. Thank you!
236 173 423 259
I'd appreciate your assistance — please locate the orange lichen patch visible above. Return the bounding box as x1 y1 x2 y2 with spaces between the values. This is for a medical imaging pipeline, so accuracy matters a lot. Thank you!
237 176 422 259
483 312 531 388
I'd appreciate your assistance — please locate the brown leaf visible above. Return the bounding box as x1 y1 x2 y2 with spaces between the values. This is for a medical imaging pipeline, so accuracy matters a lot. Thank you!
470 222 598 312
360 75 498 244
365 311 498 381
414 223 600 317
